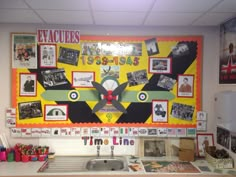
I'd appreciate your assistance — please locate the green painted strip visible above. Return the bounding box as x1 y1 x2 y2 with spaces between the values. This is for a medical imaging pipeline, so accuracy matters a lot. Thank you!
121 91 175 102
41 90 175 102
41 90 99 101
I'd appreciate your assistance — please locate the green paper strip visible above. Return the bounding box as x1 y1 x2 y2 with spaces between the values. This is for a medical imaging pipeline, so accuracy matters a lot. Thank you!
41 90 175 102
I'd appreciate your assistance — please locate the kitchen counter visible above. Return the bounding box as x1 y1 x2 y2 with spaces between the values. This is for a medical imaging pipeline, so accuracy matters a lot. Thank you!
0 156 235 177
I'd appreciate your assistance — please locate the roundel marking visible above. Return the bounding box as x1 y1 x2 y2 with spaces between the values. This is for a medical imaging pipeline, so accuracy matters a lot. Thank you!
68 90 80 102
137 91 149 102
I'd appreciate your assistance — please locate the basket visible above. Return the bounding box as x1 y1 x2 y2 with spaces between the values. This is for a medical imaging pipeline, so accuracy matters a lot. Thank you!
205 151 234 169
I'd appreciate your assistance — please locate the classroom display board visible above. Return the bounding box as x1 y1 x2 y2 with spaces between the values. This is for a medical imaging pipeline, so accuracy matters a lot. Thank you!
11 30 202 129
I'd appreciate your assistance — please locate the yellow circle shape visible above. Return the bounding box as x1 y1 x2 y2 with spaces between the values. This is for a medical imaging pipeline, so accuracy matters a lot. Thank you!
137 91 149 102
68 90 80 102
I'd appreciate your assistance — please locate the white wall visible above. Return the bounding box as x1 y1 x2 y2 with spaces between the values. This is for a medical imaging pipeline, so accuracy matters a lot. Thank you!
0 23 235 161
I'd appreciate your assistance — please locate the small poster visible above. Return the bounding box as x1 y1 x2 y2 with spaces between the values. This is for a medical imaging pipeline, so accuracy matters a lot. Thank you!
61 128 71 136
31 128 41 137
11 33 37 69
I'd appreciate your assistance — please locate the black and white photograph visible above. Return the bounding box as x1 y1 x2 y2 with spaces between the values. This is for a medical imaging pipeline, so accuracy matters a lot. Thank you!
145 38 159 56
157 75 176 90
231 133 236 153
58 46 80 66
152 100 168 123
11 33 37 69
142 138 167 157
171 102 195 121
39 44 57 68
127 69 149 87
177 75 194 97
72 71 94 88
41 68 68 88
149 57 172 74
20 73 37 96
18 101 42 120
171 43 190 57
217 126 230 149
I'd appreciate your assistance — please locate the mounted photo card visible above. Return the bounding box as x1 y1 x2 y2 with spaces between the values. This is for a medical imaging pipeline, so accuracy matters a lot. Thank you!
140 138 168 157
18 101 42 120
19 73 37 96
11 33 37 69
149 57 172 74
39 44 57 68
72 71 95 88
197 133 214 157
145 38 159 56
152 100 168 123
177 74 194 98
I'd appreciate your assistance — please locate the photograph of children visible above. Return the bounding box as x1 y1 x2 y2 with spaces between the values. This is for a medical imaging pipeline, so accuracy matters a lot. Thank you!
58 47 80 66
144 139 166 157
170 102 195 121
152 100 168 123
178 75 194 97
149 57 172 74
171 43 190 57
39 44 57 68
41 68 68 88
12 33 37 69
81 42 101 56
231 133 236 153
18 101 42 120
101 65 120 79
157 75 176 90
72 71 94 88
20 73 37 96
217 126 230 149
127 69 149 87
145 38 159 56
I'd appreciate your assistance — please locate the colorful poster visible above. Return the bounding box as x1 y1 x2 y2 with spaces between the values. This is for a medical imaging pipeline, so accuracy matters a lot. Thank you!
219 17 236 84
12 34 202 128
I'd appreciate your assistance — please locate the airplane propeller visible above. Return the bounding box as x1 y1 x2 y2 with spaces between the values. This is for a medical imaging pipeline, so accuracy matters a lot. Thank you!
91 81 128 113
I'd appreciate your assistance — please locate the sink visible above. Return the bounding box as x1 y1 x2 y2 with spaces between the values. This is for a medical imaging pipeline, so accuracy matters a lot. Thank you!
86 156 129 171
38 156 129 173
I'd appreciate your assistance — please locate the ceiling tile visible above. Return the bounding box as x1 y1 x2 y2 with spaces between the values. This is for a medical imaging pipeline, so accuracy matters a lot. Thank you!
152 0 222 12
90 0 154 11
192 12 236 26
25 0 90 10
36 10 93 25
0 9 43 23
93 12 146 25
211 0 236 12
144 12 201 26
0 0 29 9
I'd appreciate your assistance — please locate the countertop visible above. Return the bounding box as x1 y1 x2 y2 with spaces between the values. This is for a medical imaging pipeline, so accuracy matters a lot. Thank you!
0 156 235 177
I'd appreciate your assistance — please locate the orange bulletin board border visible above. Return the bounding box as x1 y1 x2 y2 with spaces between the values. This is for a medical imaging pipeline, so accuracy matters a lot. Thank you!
11 35 202 128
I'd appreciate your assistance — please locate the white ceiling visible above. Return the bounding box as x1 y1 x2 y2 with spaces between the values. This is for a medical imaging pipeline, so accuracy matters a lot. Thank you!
0 0 236 26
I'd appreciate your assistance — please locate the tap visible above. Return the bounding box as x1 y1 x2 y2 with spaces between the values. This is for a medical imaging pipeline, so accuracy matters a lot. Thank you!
97 145 100 157
111 145 114 158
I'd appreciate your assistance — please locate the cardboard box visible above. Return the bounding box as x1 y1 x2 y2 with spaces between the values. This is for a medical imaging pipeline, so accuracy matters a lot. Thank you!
179 149 195 161
179 138 194 150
